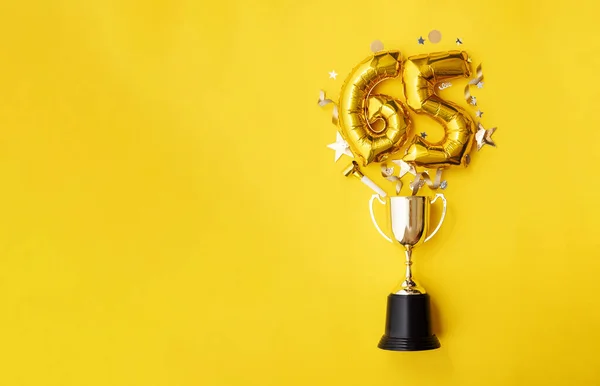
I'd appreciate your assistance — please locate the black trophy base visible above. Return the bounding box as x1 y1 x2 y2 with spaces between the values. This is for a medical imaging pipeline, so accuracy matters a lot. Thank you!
378 334 440 351
378 293 440 352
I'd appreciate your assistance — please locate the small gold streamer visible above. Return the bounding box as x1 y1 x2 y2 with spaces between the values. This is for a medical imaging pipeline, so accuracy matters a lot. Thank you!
381 163 402 195
463 63 484 107
318 90 339 125
409 168 443 196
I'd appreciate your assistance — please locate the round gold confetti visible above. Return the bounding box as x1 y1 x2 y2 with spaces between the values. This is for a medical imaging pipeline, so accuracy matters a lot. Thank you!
370 40 384 53
428 30 442 44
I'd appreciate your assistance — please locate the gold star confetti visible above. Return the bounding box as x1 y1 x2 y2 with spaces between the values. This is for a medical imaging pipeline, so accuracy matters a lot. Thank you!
328 70 338 80
476 123 497 151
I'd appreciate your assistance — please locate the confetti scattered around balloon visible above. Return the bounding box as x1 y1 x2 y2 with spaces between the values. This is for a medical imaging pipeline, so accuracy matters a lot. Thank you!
428 30 442 44
318 42 499 195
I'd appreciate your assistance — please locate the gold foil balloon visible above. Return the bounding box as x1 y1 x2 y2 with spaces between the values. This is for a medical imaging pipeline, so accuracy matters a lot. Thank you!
402 51 475 168
338 51 410 166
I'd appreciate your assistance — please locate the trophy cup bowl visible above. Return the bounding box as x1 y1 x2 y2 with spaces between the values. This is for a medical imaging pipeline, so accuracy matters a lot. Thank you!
370 194 447 351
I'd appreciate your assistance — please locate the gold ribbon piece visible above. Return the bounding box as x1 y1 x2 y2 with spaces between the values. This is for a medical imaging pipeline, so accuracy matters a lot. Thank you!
463 63 484 107
381 163 402 195
464 84 474 105
318 90 339 125
409 168 443 196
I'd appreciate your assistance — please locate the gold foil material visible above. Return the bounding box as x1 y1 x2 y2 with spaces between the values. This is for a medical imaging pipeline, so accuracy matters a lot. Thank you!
342 160 365 179
464 84 475 106
464 63 484 106
475 122 497 150
338 51 410 166
472 63 484 85
402 51 476 168
409 168 443 195
318 90 339 125
381 163 402 194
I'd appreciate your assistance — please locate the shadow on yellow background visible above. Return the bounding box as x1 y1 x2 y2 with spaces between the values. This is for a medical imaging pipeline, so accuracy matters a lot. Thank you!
0 0 599 385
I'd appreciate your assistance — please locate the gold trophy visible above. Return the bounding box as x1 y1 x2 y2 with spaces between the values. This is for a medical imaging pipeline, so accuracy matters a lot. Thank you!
369 193 447 351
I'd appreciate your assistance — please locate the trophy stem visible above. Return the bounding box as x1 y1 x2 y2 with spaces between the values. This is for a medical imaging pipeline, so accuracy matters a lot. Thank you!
401 247 417 291
404 247 413 284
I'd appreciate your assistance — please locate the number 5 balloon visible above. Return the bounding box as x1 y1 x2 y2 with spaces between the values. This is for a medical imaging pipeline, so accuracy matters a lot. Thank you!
402 51 476 168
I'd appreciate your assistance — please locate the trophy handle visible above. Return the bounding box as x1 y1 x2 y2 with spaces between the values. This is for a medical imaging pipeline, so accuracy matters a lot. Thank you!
369 194 393 243
425 193 447 243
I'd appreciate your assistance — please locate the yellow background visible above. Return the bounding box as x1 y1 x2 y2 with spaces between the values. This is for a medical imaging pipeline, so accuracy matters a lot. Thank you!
0 0 599 385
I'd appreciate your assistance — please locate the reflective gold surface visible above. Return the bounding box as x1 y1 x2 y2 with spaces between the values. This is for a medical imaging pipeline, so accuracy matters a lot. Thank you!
342 160 364 179
395 248 426 295
402 51 476 168
371 195 447 295
389 196 429 294
338 50 410 166
390 196 430 248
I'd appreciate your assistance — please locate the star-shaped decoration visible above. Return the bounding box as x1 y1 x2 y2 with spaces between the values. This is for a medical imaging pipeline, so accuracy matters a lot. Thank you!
328 70 338 80
327 132 353 161
456 38 463 45
469 96 477 106
418 36 425 45
420 132 427 138
476 123 497 151
392 160 417 178
467 57 473 63
477 81 484 89
476 110 484 118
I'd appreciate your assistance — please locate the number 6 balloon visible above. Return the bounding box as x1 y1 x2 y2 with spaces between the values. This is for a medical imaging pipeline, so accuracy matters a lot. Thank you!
338 51 411 166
